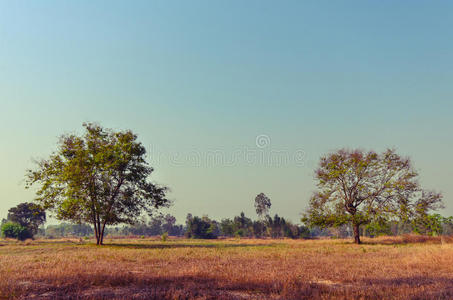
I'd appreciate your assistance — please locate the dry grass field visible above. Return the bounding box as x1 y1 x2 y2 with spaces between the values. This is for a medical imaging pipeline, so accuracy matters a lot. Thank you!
1 236 453 299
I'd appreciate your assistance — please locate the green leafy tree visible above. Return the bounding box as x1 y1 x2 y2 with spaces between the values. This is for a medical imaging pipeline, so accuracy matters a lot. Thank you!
1 222 31 240
220 218 235 236
233 212 253 237
302 149 443 244
412 213 445 236
26 123 169 245
185 214 218 239
7 202 46 236
411 192 446 235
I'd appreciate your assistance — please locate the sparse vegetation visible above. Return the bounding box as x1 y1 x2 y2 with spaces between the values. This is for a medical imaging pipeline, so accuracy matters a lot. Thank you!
1 237 453 299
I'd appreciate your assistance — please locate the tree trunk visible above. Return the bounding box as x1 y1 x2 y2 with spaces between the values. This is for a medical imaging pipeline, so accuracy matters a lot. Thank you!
95 215 102 245
95 224 100 245
92 218 100 245
353 223 361 244
97 223 101 245
100 221 106 245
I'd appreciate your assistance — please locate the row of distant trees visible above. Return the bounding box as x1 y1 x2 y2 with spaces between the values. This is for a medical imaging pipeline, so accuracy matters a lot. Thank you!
0 123 449 244
185 212 310 239
3 204 452 240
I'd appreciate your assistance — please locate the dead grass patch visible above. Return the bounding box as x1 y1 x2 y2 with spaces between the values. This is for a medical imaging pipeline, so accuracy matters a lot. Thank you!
0 237 452 299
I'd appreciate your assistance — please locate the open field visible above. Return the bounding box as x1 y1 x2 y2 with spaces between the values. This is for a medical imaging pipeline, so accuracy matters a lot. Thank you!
1 236 453 299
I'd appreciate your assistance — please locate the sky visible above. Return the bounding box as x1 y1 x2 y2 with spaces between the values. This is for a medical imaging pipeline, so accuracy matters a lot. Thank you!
0 1 452 224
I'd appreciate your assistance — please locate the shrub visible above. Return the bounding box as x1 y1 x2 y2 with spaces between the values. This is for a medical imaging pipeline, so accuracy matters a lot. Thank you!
161 232 168 242
1 222 32 241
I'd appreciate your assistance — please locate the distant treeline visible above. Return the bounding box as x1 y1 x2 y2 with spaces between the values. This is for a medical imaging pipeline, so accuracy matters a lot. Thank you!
185 213 310 239
34 212 453 239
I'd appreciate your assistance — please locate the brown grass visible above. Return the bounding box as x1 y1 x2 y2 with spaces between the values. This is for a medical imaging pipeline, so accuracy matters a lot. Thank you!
1 236 453 299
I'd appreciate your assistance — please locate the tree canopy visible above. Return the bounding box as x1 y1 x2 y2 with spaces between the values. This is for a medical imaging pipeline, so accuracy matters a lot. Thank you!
254 193 271 219
302 149 443 244
7 202 46 236
26 123 169 245
185 214 218 239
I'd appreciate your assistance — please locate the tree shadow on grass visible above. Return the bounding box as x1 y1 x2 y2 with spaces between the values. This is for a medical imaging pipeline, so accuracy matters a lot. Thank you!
13 274 274 299
13 273 326 300
14 273 453 300
358 275 453 287
360 235 452 245
332 235 453 246
356 276 453 299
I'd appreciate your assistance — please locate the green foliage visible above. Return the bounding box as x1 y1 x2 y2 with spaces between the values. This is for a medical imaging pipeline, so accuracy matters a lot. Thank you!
1 222 31 241
161 232 168 242
121 214 185 237
266 214 307 238
185 215 218 239
219 212 309 239
364 218 392 237
233 212 253 237
220 212 259 238
26 123 169 245
412 213 446 236
220 218 236 236
7 202 46 229
5 203 46 239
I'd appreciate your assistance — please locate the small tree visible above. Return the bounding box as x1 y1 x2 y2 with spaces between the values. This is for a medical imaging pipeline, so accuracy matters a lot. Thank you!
233 212 253 237
7 202 46 236
26 123 169 245
162 214 177 234
220 218 235 236
302 149 443 244
411 191 446 235
412 213 445 236
254 193 271 219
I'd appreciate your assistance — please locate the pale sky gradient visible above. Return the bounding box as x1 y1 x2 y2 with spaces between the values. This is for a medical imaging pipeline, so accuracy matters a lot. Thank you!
1 1 452 224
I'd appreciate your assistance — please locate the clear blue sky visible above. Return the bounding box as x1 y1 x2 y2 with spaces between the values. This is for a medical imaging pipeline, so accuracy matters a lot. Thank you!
1 1 452 224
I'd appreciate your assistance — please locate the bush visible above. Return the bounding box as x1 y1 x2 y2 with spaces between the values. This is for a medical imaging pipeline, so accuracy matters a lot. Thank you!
161 232 168 242
1 222 32 241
